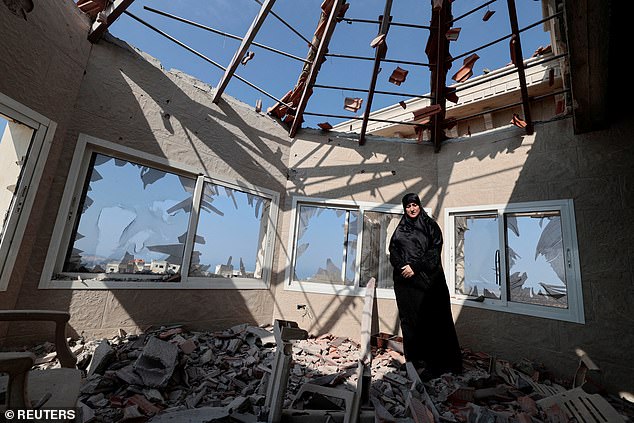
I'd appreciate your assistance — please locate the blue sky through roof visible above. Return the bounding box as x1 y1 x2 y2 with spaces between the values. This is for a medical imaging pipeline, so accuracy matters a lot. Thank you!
109 0 551 129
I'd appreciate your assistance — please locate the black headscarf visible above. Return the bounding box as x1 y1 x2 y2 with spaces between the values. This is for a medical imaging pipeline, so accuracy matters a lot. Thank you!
402 193 422 209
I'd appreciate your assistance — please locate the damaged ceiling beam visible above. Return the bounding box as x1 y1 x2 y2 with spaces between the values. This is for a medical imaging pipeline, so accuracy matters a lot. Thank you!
288 0 348 138
359 0 394 145
87 0 136 43
212 0 277 104
143 6 311 64
506 0 533 134
428 0 453 152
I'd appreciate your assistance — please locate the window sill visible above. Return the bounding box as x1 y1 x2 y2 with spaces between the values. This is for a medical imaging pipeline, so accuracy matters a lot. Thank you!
286 280 396 299
41 274 269 290
450 296 585 324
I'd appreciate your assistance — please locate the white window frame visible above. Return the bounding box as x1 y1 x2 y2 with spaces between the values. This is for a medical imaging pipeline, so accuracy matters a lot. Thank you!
39 133 279 290
445 199 584 323
0 93 56 290
285 197 431 300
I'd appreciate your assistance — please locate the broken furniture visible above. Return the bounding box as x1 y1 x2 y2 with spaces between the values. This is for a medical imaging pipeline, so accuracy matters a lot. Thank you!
572 349 601 389
0 310 82 410
287 278 377 423
537 387 627 422
265 319 308 423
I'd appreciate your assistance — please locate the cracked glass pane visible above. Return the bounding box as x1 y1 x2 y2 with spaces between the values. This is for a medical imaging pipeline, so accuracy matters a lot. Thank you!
62 153 194 280
293 205 357 285
506 211 567 308
188 183 271 279
360 211 400 289
454 214 501 299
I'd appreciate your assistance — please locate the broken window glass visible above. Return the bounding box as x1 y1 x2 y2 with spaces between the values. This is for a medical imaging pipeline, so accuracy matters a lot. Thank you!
293 205 358 285
505 211 567 308
62 153 194 280
0 113 35 244
454 214 501 299
360 211 400 289
188 183 271 279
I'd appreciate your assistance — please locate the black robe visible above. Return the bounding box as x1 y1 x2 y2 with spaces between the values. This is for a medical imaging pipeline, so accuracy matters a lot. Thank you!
389 210 463 377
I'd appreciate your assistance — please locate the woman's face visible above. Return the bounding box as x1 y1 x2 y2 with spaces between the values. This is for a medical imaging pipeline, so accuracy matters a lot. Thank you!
405 202 420 219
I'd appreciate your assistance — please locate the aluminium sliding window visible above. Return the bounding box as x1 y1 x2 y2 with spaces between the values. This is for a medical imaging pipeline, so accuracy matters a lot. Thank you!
0 93 55 289
40 134 278 289
61 153 195 279
446 200 584 322
287 198 407 297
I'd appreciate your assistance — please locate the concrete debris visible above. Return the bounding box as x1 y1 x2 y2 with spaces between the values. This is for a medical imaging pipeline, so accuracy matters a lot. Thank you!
28 326 634 423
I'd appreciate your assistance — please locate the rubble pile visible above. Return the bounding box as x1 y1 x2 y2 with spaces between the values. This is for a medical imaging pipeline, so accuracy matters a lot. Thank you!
29 324 633 423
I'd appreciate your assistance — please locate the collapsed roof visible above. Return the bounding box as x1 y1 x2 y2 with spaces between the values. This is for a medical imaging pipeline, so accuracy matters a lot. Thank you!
75 0 608 151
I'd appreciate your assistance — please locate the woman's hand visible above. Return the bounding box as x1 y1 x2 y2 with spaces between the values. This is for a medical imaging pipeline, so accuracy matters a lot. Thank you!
401 264 414 278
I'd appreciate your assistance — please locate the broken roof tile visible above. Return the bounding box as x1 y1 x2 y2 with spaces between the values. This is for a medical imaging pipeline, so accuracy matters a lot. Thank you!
446 87 459 104
451 53 479 83
388 67 409 86
370 33 387 48
26 322 634 423
344 97 363 113
446 27 461 41
532 45 552 57
511 113 528 128
509 35 519 66
412 104 442 121
483 9 495 21
317 122 333 130
77 0 107 17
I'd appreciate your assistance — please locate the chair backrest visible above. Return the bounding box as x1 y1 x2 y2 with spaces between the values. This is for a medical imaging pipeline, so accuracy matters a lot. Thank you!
0 310 77 368
0 310 80 410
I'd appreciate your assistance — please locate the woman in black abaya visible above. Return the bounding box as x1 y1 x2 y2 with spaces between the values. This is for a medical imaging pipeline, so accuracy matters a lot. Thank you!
389 193 462 378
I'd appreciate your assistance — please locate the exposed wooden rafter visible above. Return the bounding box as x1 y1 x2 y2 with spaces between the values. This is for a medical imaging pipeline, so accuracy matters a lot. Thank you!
87 0 136 43
212 0 277 104
506 0 534 134
288 0 348 138
428 0 452 152
359 0 393 146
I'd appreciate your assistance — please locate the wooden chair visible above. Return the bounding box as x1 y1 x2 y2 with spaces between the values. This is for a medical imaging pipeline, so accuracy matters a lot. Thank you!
0 310 82 410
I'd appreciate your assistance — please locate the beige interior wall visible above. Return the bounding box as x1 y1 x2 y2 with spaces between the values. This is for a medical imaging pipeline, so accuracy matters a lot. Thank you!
273 117 634 394
0 2 92 319
0 6 291 342
1 0 632 397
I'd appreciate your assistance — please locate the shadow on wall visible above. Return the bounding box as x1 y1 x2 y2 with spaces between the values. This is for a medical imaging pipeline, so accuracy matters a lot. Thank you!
3 9 633 394
273 120 527 339
273 108 634 393
447 118 634 394
4 33 294 343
